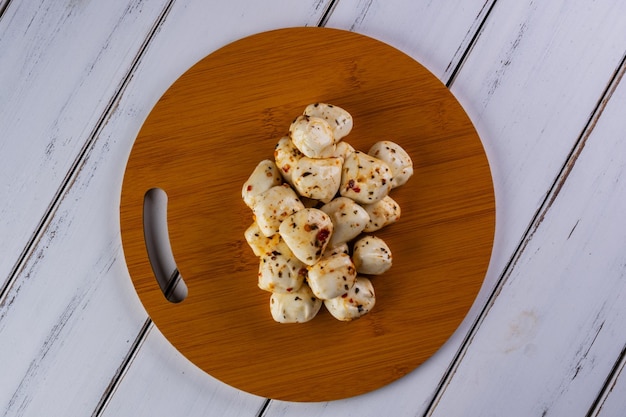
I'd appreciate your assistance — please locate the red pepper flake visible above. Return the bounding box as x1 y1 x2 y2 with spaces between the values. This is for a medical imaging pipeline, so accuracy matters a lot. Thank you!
247 185 253 191
286 287 293 292
346 179 361 193
282 164 290 173
316 228 330 243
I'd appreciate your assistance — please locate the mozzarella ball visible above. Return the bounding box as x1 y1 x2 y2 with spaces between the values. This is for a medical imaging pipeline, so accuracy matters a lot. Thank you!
258 240 306 293
320 197 370 248
362 195 401 232
252 184 304 237
274 136 302 185
289 115 336 158
307 252 357 300
244 222 280 257
340 151 392 204
270 283 322 323
242 160 283 208
303 103 353 141
368 141 413 188
353 236 392 275
292 156 343 203
324 277 376 321
278 208 333 266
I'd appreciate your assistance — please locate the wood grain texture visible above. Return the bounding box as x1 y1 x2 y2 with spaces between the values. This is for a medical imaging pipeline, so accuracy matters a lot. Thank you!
0 1 330 416
120 27 494 402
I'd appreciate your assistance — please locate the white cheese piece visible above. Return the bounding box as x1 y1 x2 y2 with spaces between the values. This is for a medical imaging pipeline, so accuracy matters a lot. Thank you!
270 283 322 323
242 159 283 209
244 222 280 257
289 115 336 158
273 136 302 185
340 151 393 204
368 141 413 188
292 156 343 203
307 252 357 300
323 242 349 257
258 239 306 293
320 197 370 248
331 140 355 161
352 235 392 275
303 103 353 141
324 277 376 321
278 208 333 266
252 184 304 237
362 195 401 232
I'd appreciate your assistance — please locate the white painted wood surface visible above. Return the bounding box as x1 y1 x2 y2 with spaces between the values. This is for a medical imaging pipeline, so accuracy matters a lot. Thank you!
0 0 171 288
1 0 626 416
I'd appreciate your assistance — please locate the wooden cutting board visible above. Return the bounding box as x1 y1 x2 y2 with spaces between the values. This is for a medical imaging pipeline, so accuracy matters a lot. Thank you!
120 27 495 402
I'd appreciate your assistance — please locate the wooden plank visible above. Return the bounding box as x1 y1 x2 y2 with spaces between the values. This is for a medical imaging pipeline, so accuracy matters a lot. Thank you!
0 1 332 416
0 0 172 290
325 0 496 82
263 0 626 416
427 58 626 416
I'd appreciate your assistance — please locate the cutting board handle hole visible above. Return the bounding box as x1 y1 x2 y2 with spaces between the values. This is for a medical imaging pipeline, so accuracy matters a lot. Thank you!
143 187 188 303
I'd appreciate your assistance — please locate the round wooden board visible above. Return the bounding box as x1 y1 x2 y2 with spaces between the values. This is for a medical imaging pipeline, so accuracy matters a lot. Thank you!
120 27 494 402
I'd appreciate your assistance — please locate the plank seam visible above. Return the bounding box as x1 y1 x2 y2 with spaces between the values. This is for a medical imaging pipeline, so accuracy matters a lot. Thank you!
445 0 498 88
316 0 340 27
91 318 153 417
0 0 176 307
424 48 626 417
586 343 626 417
0 0 12 21
255 399 272 417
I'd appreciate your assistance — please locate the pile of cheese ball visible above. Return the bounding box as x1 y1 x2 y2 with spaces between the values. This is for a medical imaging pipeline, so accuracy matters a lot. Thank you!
242 103 413 323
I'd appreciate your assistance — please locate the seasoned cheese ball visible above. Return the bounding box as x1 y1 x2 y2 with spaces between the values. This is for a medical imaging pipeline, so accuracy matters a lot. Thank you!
320 197 370 248
303 103 353 141
270 283 322 323
289 115 336 158
352 235 392 275
362 195 401 232
368 141 413 188
242 160 283 209
278 208 333 266
307 252 357 300
324 277 376 321
331 140 356 161
292 156 343 203
252 184 304 237
244 222 280 257
340 151 392 204
274 136 302 185
258 239 306 293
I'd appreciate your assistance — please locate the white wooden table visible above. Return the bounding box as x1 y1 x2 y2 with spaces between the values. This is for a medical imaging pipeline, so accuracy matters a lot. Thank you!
2 1 626 415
